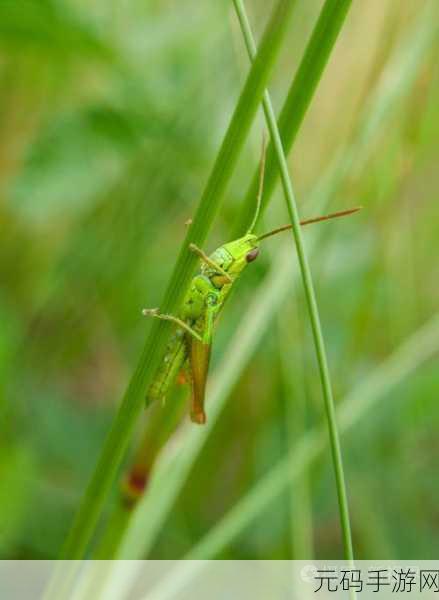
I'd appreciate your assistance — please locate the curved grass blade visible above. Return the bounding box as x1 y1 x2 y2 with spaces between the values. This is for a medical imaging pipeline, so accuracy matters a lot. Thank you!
59 0 298 561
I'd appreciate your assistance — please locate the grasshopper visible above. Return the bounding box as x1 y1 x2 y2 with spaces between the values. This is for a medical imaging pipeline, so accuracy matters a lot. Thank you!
143 145 361 424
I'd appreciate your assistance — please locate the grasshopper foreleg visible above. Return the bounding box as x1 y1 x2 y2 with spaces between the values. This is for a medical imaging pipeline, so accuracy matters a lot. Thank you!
189 243 232 283
142 308 202 342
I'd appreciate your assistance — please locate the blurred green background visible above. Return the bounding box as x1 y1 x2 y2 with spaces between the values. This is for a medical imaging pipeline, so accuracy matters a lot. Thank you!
1 0 438 559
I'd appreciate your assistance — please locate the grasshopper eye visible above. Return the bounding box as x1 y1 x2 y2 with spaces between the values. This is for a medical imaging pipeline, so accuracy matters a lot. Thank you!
246 248 259 263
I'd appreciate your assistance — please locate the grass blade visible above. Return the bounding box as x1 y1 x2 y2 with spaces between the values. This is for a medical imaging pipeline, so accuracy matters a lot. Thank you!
59 0 298 560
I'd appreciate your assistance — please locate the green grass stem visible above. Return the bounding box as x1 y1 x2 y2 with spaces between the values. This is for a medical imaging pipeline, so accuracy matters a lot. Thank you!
59 0 297 560
233 0 355 563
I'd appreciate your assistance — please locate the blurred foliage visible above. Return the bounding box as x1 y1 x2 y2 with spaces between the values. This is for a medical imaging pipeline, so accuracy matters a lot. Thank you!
0 0 438 559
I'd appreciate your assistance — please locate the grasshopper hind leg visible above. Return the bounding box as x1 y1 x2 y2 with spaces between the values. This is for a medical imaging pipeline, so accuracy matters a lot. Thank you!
175 357 207 425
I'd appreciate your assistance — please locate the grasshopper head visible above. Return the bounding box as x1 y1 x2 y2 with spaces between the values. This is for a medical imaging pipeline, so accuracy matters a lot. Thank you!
206 234 259 288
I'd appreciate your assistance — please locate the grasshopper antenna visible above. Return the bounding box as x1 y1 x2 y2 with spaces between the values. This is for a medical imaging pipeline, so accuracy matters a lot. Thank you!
257 206 362 241
247 133 267 234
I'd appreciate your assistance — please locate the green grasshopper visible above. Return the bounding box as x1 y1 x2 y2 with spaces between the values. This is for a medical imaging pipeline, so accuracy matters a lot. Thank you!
143 147 360 424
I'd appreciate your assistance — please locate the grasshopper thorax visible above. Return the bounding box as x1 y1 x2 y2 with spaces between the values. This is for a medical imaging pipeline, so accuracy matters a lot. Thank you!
204 234 259 289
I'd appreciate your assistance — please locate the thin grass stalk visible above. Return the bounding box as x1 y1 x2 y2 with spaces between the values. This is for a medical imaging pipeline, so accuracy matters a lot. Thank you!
234 0 353 235
111 7 435 564
233 0 354 563
59 0 297 561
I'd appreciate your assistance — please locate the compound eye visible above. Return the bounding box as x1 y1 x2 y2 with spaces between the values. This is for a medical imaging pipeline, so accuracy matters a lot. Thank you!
246 248 259 263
